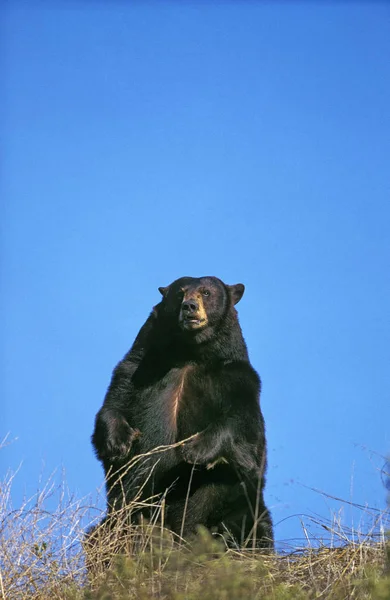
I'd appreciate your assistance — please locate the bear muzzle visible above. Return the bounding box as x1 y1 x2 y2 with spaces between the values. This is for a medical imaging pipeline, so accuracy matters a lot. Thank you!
179 297 208 330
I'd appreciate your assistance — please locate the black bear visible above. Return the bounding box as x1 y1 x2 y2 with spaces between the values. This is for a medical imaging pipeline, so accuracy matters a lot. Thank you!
92 276 273 548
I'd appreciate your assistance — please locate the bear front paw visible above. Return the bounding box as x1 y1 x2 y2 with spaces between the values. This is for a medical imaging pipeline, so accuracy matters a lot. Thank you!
107 419 141 460
181 434 210 465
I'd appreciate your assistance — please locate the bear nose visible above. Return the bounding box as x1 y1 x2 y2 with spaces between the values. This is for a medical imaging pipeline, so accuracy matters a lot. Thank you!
182 299 198 314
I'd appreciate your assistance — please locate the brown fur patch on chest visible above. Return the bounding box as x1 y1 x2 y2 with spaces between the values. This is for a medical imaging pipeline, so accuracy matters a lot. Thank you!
169 365 193 431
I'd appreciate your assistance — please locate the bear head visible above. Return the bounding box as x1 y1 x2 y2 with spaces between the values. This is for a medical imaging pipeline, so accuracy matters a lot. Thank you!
157 276 245 344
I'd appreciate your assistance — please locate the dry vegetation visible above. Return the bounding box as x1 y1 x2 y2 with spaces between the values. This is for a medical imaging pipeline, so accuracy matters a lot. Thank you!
0 440 389 600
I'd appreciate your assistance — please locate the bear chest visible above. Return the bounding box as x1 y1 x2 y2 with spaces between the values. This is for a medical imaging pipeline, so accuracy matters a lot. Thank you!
161 365 217 439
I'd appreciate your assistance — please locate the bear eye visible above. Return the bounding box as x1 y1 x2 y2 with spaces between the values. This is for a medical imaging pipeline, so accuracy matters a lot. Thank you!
202 289 210 297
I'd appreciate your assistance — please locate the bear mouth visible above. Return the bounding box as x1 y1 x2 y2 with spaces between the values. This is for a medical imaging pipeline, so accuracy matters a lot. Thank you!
180 317 207 330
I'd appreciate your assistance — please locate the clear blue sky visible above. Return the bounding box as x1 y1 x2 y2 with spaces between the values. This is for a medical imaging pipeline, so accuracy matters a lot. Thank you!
2 2 389 548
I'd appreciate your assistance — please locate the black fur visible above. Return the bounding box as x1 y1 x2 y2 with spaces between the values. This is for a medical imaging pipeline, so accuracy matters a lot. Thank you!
92 276 273 548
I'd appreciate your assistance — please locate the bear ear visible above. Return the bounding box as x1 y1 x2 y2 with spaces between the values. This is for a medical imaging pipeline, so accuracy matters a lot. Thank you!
228 283 245 305
158 286 169 298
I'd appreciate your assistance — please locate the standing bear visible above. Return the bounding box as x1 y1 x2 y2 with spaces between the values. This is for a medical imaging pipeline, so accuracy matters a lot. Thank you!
92 276 273 548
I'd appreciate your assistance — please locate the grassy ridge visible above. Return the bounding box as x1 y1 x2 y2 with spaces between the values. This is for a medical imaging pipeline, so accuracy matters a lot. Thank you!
0 452 389 599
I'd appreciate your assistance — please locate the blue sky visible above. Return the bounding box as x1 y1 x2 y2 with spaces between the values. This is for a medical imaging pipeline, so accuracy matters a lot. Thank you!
2 2 389 548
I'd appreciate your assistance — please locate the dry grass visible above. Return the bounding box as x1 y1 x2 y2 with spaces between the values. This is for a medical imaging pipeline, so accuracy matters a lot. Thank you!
0 439 389 600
